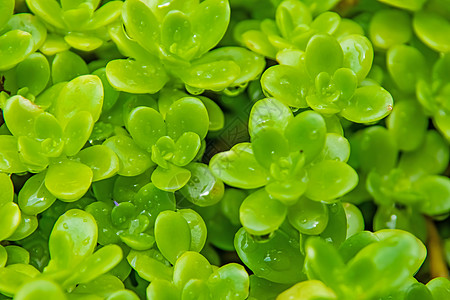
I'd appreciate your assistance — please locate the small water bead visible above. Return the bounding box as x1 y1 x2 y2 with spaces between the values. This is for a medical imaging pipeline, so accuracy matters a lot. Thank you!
263 249 291 271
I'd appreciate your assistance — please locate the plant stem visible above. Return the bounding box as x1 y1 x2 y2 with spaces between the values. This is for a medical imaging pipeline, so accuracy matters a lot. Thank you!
426 217 449 278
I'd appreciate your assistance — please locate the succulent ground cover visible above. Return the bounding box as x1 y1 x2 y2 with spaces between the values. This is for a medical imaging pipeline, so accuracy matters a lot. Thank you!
0 0 450 299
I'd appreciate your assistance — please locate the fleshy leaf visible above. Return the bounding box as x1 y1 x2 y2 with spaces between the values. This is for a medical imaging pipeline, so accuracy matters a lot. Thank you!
106 58 168 94
0 30 34 71
191 0 230 56
166 97 209 140
340 86 393 123
210 143 270 189
155 211 191 265
45 160 93 201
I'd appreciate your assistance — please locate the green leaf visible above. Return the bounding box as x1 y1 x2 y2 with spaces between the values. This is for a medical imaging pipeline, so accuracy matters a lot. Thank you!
25 0 65 28
166 97 209 140
5 13 48 53
155 210 191 264
340 85 393 123
172 133 201 167
103 135 153 177
7 213 38 241
3 95 44 138
63 244 122 287
414 11 450 53
304 237 345 288
339 34 373 82
426 277 450 300
45 160 93 201
0 202 21 241
120 232 155 252
277 280 337 300
64 32 103 52
0 265 36 297
398 130 449 178
191 0 230 56
210 143 270 189
106 58 169 94
85 1 123 30
62 111 94 157
235 228 306 284
377 0 426 11
16 53 50 96
76 145 120 181
92 68 120 113
306 160 358 202
39 33 70 56
305 34 343 78
261 65 311 108
126 106 166 152
416 175 450 216
179 60 240 91
240 189 287 236
193 47 265 86
0 135 27 174
387 44 426 93
241 29 277 59
338 231 378 263
173 251 212 289
146 279 180 300
315 133 351 163
51 51 89 84
4 245 29 265
151 164 191 192
127 249 173 282
182 279 210 300
198 96 224 131
47 209 98 271
0 173 13 206
0 30 34 71
387 100 428 152
122 0 160 53
17 136 49 172
179 209 207 252
284 110 327 163
160 10 197 60
344 229 426 298
311 11 341 34
249 97 293 139
288 197 328 235
275 0 312 38
358 126 398 175
54 74 103 126
208 263 250 300
180 163 224 207
0 0 14 30
18 172 56 215
14 279 67 300
369 9 412 49
252 127 289 169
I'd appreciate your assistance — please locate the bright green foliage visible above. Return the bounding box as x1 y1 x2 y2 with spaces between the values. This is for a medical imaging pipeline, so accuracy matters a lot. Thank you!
235 0 394 123
106 0 264 94
235 227 306 284
26 0 123 53
369 9 412 49
280 230 427 299
0 174 21 242
211 97 358 236
0 209 133 298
